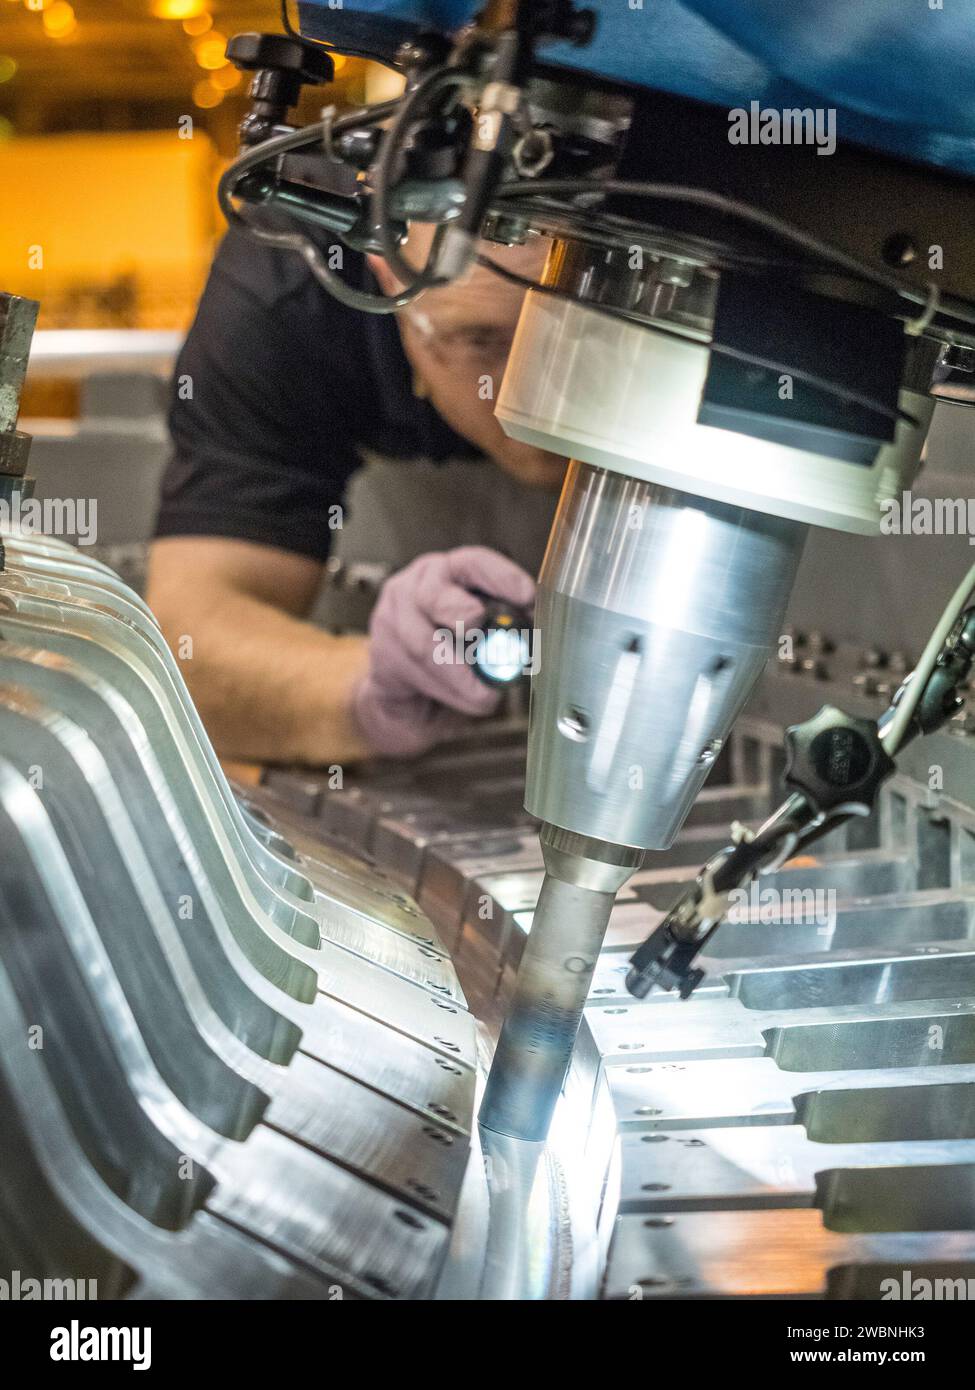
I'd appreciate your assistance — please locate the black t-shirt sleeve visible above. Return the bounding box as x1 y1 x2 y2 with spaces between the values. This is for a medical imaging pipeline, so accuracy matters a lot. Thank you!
155 229 363 562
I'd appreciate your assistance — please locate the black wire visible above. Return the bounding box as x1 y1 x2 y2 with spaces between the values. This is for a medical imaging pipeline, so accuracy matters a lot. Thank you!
495 195 803 278
475 254 922 429
218 105 428 313
494 176 975 335
371 65 470 290
220 116 923 415
219 74 463 304
220 75 973 380
218 105 396 229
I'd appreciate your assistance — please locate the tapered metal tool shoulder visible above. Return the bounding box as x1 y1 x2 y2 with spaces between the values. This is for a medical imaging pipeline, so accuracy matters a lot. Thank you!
523 462 808 852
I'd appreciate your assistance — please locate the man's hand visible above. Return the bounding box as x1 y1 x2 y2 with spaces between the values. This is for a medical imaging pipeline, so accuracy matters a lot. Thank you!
353 546 535 757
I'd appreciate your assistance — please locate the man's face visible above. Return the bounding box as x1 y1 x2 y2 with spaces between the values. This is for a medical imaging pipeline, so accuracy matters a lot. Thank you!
368 230 568 492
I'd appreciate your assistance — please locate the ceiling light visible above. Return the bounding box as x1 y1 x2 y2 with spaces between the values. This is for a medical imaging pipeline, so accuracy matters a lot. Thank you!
192 33 228 70
42 0 76 37
209 65 242 92
192 77 223 109
182 13 213 37
152 0 208 18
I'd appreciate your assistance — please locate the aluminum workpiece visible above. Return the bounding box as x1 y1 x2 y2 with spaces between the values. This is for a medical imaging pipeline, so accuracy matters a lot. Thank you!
3 527 975 1298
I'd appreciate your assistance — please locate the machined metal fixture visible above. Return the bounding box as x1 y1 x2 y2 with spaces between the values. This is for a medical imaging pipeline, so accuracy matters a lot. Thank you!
5 523 975 1297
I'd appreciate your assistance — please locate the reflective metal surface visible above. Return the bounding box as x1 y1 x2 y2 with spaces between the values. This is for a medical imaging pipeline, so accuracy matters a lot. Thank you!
525 461 806 849
4 529 975 1300
268 623 975 1298
480 825 643 1140
0 531 476 1299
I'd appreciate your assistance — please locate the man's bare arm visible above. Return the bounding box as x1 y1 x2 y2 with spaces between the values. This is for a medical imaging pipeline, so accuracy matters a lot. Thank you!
146 536 371 766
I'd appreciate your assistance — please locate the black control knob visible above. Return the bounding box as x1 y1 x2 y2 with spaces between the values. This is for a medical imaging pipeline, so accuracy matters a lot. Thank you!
783 704 895 815
227 32 334 145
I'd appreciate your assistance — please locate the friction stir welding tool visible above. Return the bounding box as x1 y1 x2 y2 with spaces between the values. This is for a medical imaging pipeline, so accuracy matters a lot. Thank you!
220 1 975 1140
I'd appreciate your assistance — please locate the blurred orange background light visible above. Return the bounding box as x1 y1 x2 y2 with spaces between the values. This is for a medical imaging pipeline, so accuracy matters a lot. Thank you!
151 0 208 18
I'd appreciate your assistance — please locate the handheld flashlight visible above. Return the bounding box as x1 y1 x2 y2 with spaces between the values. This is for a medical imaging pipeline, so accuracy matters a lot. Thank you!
469 589 534 687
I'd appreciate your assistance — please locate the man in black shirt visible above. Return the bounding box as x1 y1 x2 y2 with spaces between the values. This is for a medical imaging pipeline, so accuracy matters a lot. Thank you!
148 226 566 765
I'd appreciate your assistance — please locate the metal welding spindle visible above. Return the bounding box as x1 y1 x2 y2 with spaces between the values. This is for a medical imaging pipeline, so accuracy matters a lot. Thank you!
479 460 807 1140
479 824 642 1141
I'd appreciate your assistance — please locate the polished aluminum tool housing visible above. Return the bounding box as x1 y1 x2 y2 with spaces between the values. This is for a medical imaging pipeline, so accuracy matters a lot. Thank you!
526 460 806 849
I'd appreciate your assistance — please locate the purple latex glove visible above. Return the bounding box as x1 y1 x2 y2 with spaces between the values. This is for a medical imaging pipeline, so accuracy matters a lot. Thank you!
352 546 536 757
